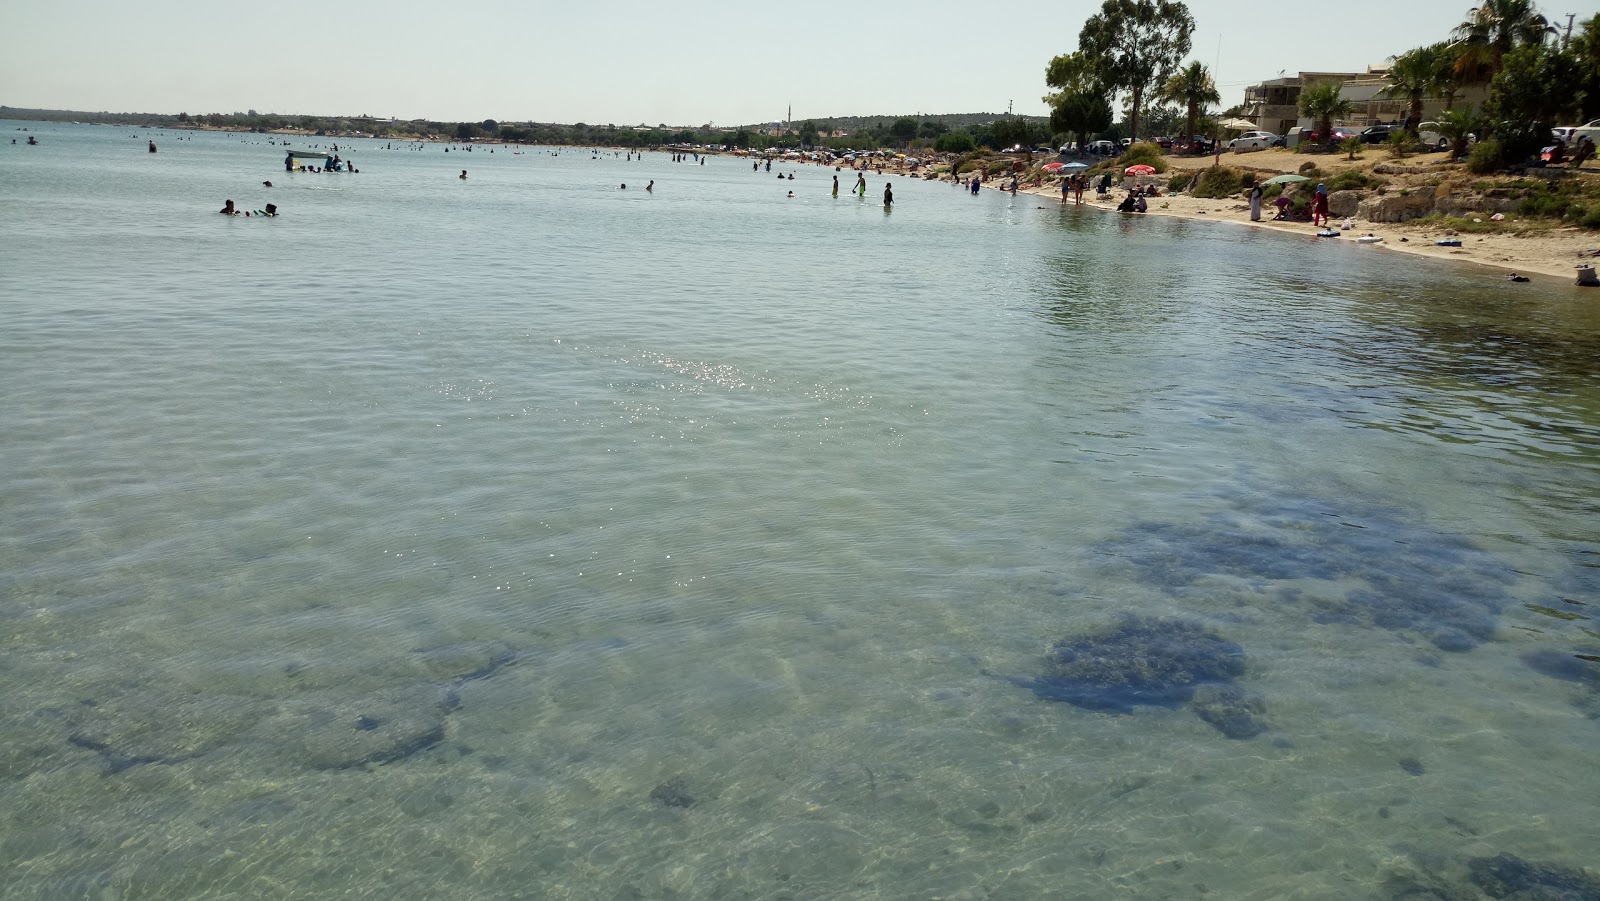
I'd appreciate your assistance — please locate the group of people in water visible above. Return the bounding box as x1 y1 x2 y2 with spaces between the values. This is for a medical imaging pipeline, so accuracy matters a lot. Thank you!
284 151 356 173
219 199 276 217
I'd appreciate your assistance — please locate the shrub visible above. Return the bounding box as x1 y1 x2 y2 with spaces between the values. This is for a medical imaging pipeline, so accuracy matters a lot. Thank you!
1467 138 1503 174
1168 172 1191 193
1262 183 1285 199
1298 162 1322 176
1342 136 1363 160
1191 166 1243 198
1583 205 1600 230
1324 170 1387 192
1387 131 1411 159
1114 142 1167 173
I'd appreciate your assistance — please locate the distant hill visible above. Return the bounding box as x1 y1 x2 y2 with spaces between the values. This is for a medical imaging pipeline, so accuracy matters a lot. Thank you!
4 106 1049 132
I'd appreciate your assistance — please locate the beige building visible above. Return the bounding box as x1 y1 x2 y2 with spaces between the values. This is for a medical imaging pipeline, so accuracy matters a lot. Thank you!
1243 68 1487 135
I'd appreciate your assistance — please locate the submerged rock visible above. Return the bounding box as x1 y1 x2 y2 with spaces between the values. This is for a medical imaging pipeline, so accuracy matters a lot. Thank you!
1010 615 1263 739
1100 494 1516 652
1469 852 1600 900
650 778 696 809
1190 684 1268 739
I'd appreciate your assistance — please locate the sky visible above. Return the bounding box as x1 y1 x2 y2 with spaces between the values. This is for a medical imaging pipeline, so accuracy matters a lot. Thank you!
0 0 1562 126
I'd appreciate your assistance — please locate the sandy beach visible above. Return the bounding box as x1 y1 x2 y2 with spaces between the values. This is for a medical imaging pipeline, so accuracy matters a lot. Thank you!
1014 178 1600 282
818 144 1600 283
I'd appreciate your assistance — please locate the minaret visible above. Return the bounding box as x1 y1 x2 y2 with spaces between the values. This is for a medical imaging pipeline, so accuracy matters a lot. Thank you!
787 105 791 131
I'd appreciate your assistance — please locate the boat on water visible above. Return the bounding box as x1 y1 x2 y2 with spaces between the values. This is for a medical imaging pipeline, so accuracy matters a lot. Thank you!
283 150 342 171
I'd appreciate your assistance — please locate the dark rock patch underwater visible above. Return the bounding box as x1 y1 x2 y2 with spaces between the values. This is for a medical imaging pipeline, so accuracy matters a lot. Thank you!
1004 615 1267 739
1097 493 1519 653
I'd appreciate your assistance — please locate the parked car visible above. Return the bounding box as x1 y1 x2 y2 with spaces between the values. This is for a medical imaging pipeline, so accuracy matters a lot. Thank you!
1087 139 1116 155
1359 124 1396 144
1228 131 1281 152
1152 136 1174 150
1174 135 1215 155
1417 122 1477 151
1554 119 1600 145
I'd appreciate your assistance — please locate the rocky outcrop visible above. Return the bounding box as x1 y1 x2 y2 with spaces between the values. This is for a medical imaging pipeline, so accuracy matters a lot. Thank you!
1433 193 1521 217
1328 190 1363 217
1357 192 1436 223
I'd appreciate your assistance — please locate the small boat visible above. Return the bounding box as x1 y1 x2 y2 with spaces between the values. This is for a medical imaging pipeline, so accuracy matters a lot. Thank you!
1435 239 1463 247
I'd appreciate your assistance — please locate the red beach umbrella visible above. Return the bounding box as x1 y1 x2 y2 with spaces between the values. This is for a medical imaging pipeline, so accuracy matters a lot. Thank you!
1124 164 1157 175
1043 161 1066 172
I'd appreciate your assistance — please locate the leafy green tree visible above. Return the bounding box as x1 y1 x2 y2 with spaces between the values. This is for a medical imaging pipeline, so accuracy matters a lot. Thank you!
1298 82 1352 150
935 130 977 153
481 119 499 133
455 122 478 141
1159 60 1218 143
1076 0 1195 141
919 119 949 139
1044 51 1114 149
1572 15 1600 120
1451 0 1556 85
890 117 919 143
1484 42 1583 164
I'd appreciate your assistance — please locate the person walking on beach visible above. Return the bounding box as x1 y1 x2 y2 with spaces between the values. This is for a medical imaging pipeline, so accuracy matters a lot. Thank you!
1062 178 1070 203
883 182 893 207
1311 183 1329 227
1249 183 1263 221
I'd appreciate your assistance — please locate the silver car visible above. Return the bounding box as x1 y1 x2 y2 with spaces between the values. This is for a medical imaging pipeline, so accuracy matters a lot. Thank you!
1228 131 1280 152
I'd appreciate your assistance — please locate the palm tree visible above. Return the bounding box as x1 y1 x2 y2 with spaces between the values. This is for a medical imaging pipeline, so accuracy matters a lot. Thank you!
1298 82 1352 150
1435 107 1481 159
1451 0 1557 84
1160 61 1220 144
1382 43 1459 136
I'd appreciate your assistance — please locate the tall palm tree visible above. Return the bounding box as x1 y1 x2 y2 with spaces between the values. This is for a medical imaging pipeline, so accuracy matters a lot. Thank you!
1451 0 1557 84
1159 61 1220 143
1384 45 1447 136
1299 82 1352 149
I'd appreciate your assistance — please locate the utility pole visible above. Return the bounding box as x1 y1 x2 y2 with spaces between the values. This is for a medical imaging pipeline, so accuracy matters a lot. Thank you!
1564 13 1576 47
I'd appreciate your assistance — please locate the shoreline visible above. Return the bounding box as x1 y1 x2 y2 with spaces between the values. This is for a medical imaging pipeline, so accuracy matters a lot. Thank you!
1005 178 1599 283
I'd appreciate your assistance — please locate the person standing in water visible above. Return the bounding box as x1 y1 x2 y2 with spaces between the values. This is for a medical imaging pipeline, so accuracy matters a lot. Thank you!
883 183 893 207
148 140 157 153
855 173 867 197
1249 183 1263 221
646 180 654 192
460 170 468 179
832 175 839 197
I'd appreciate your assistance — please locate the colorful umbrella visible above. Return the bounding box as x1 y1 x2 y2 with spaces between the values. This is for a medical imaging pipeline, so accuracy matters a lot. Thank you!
1124 164 1157 175
1260 173 1310 185
1061 161 1090 170
1043 161 1066 172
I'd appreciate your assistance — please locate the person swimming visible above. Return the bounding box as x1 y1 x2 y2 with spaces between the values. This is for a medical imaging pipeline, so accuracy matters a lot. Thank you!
620 184 627 189
220 200 239 215
460 170 468 179
260 203 278 217
646 180 654 192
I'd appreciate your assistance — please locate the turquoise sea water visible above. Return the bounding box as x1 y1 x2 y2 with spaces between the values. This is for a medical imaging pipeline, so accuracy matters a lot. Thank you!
2 121 1598 900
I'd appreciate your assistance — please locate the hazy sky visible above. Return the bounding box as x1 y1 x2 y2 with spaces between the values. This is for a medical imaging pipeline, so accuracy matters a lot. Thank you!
0 0 1542 125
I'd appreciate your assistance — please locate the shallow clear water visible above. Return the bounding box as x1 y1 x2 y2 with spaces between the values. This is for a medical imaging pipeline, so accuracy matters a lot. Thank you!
2 121 1598 900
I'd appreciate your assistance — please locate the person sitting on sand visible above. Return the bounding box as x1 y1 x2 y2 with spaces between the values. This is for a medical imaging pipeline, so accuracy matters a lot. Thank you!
220 199 239 215
1134 193 1147 213
1117 193 1136 213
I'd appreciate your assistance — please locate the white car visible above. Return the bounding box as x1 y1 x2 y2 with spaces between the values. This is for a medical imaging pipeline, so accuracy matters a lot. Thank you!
1417 122 1478 151
1554 119 1600 145
1228 131 1280 152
